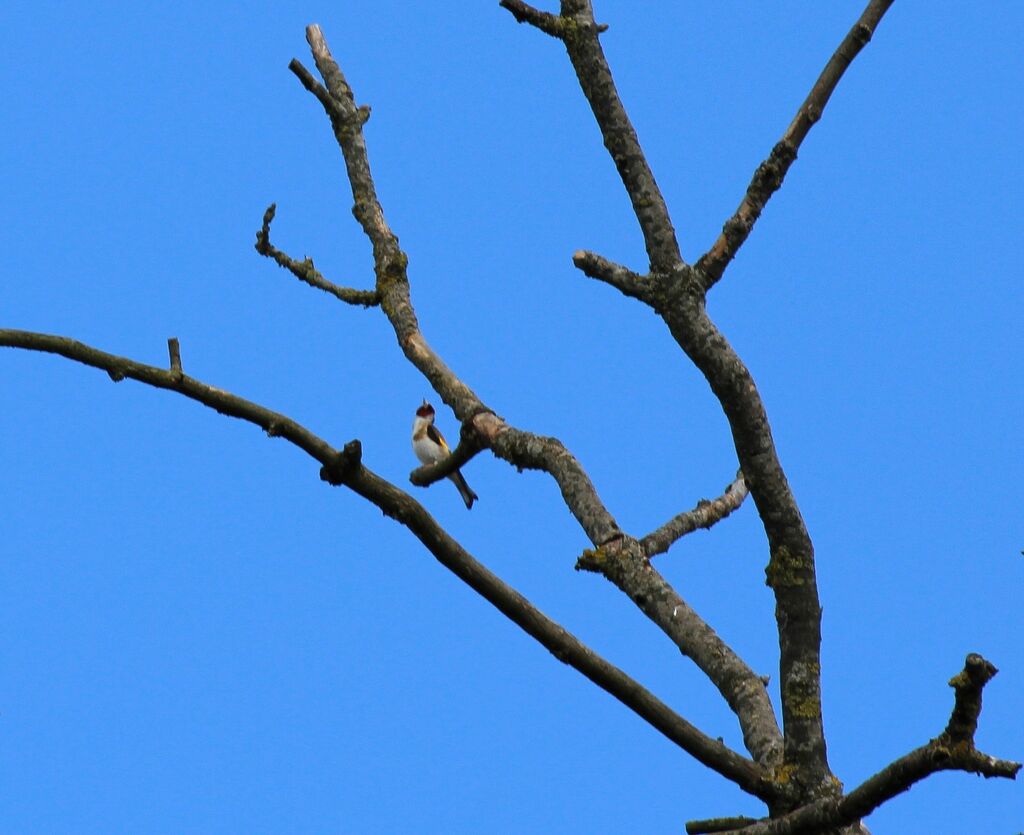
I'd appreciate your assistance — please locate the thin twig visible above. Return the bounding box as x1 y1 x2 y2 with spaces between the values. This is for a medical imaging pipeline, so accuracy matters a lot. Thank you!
255 203 379 307
641 473 748 558
287 58 338 116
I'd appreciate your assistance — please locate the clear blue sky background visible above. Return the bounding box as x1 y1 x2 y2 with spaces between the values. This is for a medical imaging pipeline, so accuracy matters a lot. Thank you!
2 2 1021 832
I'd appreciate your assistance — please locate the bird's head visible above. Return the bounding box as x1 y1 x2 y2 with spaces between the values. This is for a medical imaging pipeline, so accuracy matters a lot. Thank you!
415 400 435 420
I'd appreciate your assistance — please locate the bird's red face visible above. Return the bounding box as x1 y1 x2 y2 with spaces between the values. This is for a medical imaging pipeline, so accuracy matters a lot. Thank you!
415 400 435 419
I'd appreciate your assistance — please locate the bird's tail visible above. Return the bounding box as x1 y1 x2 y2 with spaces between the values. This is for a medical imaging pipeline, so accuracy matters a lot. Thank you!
449 470 478 510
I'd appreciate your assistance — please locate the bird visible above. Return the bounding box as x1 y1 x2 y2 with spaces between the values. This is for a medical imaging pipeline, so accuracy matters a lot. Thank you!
412 400 478 509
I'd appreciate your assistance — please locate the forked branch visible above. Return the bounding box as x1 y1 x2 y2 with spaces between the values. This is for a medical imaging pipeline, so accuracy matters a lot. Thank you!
3 6 1014 829
693 655 1020 834
504 0 898 796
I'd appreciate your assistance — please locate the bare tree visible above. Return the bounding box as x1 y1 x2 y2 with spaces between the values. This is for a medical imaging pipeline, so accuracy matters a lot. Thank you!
2 3 1018 832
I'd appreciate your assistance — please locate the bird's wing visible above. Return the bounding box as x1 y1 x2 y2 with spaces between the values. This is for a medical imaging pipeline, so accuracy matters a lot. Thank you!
426 422 450 453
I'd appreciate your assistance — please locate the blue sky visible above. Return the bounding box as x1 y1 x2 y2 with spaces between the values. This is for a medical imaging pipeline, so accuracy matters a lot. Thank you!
2 2 1021 832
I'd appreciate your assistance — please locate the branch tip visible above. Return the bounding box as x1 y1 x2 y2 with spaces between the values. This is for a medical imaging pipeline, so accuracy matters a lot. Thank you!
944 652 999 743
572 250 650 302
499 0 566 38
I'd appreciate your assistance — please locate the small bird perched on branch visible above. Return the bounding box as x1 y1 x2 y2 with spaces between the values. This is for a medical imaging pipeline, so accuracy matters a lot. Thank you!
412 400 478 509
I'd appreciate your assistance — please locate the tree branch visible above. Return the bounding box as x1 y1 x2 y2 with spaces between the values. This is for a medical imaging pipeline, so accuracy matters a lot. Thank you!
577 536 783 768
696 0 896 289
652 297 829 788
5 11 1014 829
641 472 748 558
254 203 379 306
502 0 682 274
0 327 770 800
499 7 809 771
338 474 772 802
0 329 340 456
288 30 783 756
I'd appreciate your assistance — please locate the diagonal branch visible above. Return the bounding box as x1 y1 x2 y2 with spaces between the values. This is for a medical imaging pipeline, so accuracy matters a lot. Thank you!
342 468 770 801
255 203 379 306
641 472 748 558
577 536 782 768
501 0 682 274
697 0 896 289
0 327 770 801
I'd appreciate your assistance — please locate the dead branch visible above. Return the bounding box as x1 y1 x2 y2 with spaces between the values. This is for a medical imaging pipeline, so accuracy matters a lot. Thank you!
4 5 1013 829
